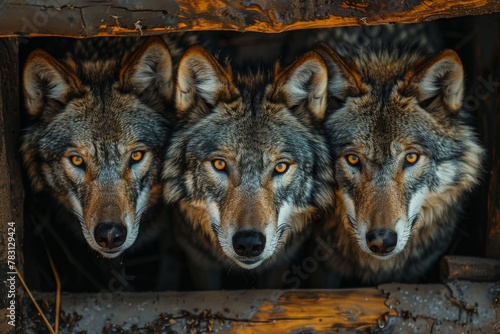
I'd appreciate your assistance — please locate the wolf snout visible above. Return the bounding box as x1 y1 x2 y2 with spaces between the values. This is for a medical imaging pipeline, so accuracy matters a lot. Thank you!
94 222 127 249
366 228 397 255
232 230 266 258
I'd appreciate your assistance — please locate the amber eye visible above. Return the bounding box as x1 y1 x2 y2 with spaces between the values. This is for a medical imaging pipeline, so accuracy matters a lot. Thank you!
346 154 360 166
405 153 419 165
131 151 144 162
212 159 227 171
70 155 84 167
275 162 289 174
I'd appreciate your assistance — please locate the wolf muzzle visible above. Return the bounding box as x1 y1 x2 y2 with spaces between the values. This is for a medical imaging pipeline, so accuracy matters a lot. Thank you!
94 222 127 250
365 228 397 256
232 230 266 260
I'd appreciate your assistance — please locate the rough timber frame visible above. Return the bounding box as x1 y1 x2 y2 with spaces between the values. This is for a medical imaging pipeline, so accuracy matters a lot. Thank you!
0 0 498 37
0 1 499 333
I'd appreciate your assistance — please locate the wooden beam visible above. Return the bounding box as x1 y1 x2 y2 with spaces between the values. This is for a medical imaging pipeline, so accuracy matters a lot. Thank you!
236 289 396 333
23 282 499 333
0 0 499 37
487 83 500 258
440 256 500 282
470 15 500 259
486 23 500 257
0 38 23 334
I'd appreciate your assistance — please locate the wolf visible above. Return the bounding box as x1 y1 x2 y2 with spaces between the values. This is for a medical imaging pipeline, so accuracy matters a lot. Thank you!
21 36 177 259
312 27 485 285
162 45 335 288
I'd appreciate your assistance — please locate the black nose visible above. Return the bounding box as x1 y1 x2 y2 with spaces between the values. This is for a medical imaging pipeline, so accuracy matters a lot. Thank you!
94 222 127 249
366 228 397 255
232 230 266 258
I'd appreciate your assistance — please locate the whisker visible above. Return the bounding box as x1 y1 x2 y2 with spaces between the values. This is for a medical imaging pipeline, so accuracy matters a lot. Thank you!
226 263 234 276
136 204 149 218
345 214 357 229
408 212 423 232
70 209 84 223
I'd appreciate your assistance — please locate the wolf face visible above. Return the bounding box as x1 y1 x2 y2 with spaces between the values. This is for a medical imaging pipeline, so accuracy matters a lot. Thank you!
163 46 334 270
22 38 173 258
314 42 484 280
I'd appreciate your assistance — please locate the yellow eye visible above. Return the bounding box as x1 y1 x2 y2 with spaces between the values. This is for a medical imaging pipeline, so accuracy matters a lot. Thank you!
70 155 84 167
131 151 144 162
212 159 227 171
346 154 360 166
405 153 419 165
275 162 289 174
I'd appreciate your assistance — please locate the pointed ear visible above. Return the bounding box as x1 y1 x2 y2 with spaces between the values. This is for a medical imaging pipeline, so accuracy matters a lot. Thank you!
120 37 173 101
404 49 464 113
23 49 82 117
176 45 239 115
312 42 366 99
270 51 328 120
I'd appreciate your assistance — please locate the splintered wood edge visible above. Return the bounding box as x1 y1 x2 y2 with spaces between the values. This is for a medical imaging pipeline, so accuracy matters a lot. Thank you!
235 289 396 333
25 289 397 333
25 282 500 333
0 0 499 37
440 256 500 281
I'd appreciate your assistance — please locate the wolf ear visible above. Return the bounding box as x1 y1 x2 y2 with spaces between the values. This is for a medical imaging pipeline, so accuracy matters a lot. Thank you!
176 45 239 115
23 50 83 117
312 42 366 100
120 37 173 101
404 49 464 113
270 51 328 120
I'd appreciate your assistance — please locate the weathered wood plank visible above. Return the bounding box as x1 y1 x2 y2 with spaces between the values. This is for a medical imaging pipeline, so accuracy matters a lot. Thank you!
237 289 396 333
23 283 499 333
0 0 499 37
440 256 500 282
0 38 23 334
487 90 500 258
379 281 500 333
469 15 500 259
486 28 500 257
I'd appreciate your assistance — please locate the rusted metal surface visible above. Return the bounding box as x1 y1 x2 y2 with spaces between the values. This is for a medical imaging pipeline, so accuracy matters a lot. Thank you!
0 0 499 37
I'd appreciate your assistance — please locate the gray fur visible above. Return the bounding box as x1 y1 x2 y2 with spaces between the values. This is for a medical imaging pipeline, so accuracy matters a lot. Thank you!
21 36 182 258
162 46 334 287
314 27 485 285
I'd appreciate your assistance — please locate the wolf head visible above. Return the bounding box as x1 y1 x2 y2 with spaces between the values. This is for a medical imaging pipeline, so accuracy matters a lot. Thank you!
163 46 334 269
315 43 484 260
21 37 173 258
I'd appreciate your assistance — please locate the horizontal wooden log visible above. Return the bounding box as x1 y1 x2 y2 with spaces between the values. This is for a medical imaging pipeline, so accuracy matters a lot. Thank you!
440 256 500 282
23 282 500 333
0 0 499 37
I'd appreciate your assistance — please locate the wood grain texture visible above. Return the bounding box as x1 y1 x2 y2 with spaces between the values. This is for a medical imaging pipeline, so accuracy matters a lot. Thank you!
486 37 500 258
470 15 500 259
486 76 500 259
24 283 500 333
236 289 396 333
0 0 499 37
440 256 500 281
0 38 22 334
